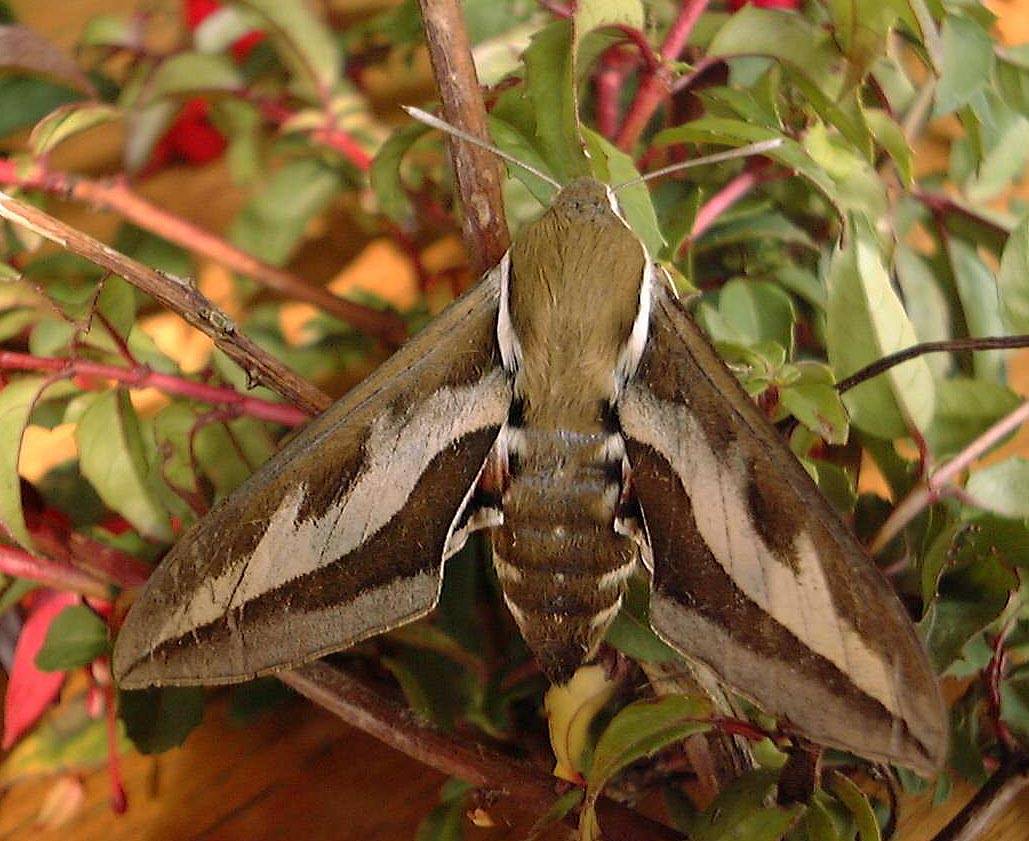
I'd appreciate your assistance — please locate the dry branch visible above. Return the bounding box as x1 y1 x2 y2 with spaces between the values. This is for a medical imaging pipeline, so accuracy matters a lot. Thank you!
416 0 510 275
0 190 331 415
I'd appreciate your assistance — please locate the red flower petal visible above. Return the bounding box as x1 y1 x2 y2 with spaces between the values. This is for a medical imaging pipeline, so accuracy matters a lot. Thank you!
183 0 221 30
2 591 79 749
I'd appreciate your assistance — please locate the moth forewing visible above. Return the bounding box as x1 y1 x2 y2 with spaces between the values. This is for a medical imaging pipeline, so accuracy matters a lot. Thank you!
617 278 948 775
112 271 512 689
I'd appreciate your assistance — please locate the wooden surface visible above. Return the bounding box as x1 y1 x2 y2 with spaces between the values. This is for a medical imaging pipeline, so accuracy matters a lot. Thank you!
1 1 1028 839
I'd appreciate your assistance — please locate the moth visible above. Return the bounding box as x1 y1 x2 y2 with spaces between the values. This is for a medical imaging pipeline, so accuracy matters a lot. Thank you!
112 118 947 776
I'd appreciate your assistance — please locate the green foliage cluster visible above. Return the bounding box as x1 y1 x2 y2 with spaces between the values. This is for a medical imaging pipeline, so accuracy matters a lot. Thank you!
0 0 1026 838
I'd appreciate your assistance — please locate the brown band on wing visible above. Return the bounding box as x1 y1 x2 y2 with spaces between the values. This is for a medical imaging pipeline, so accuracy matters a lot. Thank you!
641 290 926 673
137 426 500 683
626 440 935 765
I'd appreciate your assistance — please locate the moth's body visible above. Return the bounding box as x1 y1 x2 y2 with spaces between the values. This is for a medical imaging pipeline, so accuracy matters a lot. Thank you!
488 180 646 681
113 175 948 776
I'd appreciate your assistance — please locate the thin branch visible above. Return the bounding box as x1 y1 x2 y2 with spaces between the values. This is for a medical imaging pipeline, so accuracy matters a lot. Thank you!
0 350 309 426
0 160 407 346
836 335 1029 394
416 0 509 276
280 662 685 841
870 399 1029 554
0 190 331 415
930 756 1029 841
0 544 109 599
617 0 711 151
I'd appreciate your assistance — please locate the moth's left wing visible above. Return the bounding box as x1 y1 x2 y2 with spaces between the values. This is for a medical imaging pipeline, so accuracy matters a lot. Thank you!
617 280 947 775
114 274 511 689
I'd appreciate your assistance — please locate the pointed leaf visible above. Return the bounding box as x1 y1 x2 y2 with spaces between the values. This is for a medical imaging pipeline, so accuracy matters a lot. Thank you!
587 694 712 796
826 218 935 438
35 604 108 671
29 102 120 156
146 52 243 101
75 390 171 541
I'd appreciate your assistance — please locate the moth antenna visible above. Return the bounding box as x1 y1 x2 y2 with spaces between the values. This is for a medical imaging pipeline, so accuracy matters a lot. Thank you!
613 139 785 191
403 105 562 190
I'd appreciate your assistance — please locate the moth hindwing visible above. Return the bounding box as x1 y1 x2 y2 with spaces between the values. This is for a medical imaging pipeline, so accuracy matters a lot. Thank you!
113 177 946 776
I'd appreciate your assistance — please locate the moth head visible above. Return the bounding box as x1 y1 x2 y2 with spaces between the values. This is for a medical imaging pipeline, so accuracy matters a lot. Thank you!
551 177 618 221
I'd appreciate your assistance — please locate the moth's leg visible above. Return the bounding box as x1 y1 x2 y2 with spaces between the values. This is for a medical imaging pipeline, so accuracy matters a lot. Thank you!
442 441 506 560
614 455 653 573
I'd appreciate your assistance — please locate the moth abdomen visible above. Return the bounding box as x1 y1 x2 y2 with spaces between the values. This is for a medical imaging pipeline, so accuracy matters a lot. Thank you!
490 427 636 683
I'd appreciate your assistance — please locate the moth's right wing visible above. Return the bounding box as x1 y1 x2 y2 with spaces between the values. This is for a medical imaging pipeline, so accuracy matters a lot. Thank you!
617 280 947 775
114 269 511 689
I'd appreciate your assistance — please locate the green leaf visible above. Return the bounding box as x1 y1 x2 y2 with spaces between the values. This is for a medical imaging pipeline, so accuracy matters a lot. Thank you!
653 118 850 220
708 7 841 99
29 102 120 156
146 52 243 101
522 21 588 181
925 379 1021 459
827 773 881 841
935 14 994 117
0 377 51 547
230 158 341 265
965 116 1029 203
680 769 804 841
35 605 109 671
370 122 430 222
998 213 1029 332
966 457 1029 519
864 107 913 186
894 245 953 379
918 555 1017 673
1001 662 1029 742
587 695 712 798
802 123 887 225
705 279 795 352
75 390 171 541
826 0 903 90
583 128 664 255
488 113 559 205
237 0 339 98
946 239 1008 383
119 686 205 754
780 383 849 445
604 578 680 664
826 218 935 439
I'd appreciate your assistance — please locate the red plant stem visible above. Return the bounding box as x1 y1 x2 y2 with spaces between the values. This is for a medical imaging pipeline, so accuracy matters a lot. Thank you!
104 677 127 813
0 351 309 426
0 544 109 599
0 160 406 346
250 95 372 170
616 0 711 151
680 162 782 255
595 47 633 140
310 126 373 170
